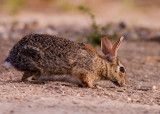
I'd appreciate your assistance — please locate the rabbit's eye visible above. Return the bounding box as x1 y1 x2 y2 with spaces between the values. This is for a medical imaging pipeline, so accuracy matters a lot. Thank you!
120 67 125 73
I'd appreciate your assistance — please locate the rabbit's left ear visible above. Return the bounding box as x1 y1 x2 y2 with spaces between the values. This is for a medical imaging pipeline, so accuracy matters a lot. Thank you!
101 35 113 55
110 36 124 57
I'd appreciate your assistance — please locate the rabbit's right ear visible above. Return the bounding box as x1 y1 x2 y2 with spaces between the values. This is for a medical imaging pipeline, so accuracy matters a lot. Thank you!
110 36 124 56
101 35 113 56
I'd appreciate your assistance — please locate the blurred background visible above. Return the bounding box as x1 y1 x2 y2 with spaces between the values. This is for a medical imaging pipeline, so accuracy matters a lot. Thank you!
0 0 160 45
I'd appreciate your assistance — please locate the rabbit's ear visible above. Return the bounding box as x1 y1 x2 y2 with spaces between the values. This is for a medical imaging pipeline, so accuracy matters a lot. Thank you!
110 36 124 56
101 35 113 55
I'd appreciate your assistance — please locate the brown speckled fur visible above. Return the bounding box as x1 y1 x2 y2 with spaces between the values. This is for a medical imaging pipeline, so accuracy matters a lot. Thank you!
5 34 126 88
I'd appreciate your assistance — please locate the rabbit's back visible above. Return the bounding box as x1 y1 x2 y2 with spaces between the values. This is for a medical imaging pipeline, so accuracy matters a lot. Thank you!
6 34 99 75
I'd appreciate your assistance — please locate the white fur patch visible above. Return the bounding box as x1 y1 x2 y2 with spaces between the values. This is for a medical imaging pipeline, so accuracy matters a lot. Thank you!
3 61 13 68
27 77 33 81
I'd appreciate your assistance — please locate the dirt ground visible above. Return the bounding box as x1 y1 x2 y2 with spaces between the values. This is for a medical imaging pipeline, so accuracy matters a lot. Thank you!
0 33 160 114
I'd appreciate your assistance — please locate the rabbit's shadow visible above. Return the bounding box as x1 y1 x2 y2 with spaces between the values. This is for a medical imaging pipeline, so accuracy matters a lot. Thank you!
1 75 82 86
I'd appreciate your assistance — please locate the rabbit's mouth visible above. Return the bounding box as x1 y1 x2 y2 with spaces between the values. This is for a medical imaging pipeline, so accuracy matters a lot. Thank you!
112 81 121 87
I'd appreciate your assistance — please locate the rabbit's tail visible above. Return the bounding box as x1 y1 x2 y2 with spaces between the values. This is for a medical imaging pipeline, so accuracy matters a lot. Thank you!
4 57 13 69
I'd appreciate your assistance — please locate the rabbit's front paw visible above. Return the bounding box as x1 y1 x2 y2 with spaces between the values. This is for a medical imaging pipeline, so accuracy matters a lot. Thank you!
82 75 96 88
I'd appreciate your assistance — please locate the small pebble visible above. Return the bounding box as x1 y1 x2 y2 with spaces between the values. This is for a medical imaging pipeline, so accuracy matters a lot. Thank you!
127 97 133 102
96 85 102 89
124 87 127 90
76 94 80 97
152 85 157 90
144 74 148 78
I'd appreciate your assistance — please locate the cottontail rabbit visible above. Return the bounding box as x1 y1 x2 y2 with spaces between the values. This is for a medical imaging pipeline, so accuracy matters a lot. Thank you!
4 34 126 88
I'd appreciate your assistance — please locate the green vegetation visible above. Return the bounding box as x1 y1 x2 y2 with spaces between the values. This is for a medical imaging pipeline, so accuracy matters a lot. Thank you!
78 4 102 47
86 33 102 47
78 4 117 47
5 0 27 14
78 4 98 30
2 0 75 14
55 0 75 11
123 0 134 7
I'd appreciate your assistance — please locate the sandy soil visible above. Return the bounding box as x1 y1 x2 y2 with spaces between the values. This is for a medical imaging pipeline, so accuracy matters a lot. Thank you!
0 36 160 114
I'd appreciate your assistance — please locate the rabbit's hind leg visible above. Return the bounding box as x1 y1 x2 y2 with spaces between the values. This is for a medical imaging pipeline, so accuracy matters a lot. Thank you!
21 71 41 83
